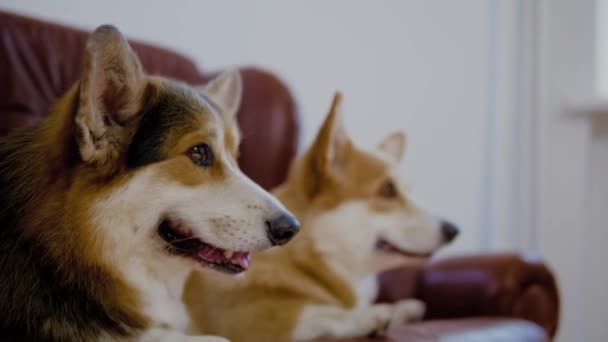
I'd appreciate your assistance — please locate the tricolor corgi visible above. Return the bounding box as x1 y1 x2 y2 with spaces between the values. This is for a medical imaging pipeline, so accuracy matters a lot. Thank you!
185 93 458 341
0 25 299 341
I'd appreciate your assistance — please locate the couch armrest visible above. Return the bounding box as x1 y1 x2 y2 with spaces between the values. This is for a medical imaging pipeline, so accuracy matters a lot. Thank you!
231 67 299 190
414 252 559 337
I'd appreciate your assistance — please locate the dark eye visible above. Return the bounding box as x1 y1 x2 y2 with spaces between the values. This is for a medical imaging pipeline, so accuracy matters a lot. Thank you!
378 180 397 199
189 144 214 167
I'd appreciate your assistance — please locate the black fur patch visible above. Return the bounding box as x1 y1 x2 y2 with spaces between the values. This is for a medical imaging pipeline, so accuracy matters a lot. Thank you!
127 83 214 169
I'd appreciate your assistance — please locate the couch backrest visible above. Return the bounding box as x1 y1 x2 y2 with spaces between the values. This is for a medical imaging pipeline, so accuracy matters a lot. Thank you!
0 10 298 190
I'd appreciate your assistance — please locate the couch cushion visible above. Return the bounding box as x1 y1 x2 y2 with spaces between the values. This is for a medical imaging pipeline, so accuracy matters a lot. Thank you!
315 318 548 342
385 318 549 342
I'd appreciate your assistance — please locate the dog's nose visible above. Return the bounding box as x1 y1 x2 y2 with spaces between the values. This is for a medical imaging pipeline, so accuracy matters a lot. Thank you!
441 221 459 243
266 213 300 246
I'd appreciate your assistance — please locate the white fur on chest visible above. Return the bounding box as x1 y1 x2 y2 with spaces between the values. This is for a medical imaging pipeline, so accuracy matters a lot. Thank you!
308 202 381 307
124 260 191 332
353 275 379 308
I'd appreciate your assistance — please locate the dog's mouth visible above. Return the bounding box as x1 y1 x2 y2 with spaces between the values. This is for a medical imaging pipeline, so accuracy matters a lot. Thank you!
158 220 251 274
375 239 433 259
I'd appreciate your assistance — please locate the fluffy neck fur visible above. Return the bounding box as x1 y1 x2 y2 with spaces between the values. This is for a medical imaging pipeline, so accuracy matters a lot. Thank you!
0 85 148 341
271 179 360 308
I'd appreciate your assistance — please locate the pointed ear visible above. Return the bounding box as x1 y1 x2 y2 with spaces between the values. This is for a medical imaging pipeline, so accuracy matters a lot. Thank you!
202 69 243 121
310 92 351 175
378 131 406 161
75 25 145 168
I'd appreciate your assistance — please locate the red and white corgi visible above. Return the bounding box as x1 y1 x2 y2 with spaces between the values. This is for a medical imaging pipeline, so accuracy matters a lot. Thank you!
185 93 458 341
0 25 298 341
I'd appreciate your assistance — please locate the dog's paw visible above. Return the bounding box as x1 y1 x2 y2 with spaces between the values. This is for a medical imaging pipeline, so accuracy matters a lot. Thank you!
192 337 230 342
365 304 394 330
389 299 426 327
137 329 230 342
173 336 229 342
364 300 426 337
354 304 394 338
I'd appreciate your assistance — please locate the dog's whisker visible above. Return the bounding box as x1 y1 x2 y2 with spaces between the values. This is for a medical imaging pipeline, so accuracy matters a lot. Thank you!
166 235 209 245
166 242 222 255
166 245 199 254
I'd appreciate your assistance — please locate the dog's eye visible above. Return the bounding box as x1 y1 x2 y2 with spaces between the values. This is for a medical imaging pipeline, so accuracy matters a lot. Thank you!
189 144 214 167
378 180 398 199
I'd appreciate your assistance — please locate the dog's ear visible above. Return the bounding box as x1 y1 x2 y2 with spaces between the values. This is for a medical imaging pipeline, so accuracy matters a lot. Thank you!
75 25 145 169
309 92 352 179
202 69 243 121
378 131 406 161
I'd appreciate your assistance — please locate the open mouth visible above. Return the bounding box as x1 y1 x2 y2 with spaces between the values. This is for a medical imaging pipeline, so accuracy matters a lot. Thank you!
158 219 251 274
375 239 433 259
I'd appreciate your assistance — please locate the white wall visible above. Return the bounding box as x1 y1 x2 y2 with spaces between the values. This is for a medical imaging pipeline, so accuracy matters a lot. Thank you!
597 0 608 96
585 116 608 342
536 1 600 341
0 0 495 255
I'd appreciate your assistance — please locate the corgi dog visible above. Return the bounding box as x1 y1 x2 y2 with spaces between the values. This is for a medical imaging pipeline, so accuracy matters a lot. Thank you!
184 93 459 341
0 25 299 342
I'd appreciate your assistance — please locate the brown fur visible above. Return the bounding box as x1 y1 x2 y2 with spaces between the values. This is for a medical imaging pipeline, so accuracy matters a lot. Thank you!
0 84 149 341
0 25 245 341
184 93 410 342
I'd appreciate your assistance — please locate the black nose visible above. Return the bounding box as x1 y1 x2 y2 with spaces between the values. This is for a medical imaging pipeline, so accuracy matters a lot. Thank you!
441 221 459 243
266 213 300 246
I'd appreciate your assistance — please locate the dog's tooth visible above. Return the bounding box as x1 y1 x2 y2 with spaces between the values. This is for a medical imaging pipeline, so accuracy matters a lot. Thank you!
224 250 234 259
237 255 250 270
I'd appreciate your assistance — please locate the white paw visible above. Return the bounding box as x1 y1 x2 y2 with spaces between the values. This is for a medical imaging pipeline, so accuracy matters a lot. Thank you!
350 304 394 337
138 330 230 342
389 299 426 328
365 304 394 331
175 336 230 342
195 337 230 342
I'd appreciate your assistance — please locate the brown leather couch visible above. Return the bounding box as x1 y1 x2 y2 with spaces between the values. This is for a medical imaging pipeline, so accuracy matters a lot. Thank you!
0 11 560 342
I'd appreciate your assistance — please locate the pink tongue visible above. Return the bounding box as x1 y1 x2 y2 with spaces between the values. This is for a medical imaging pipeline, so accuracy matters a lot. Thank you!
231 252 250 270
197 245 223 262
197 245 250 270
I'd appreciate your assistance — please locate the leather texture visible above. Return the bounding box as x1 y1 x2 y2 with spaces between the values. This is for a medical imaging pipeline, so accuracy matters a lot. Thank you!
375 253 559 341
386 318 548 342
0 10 559 342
